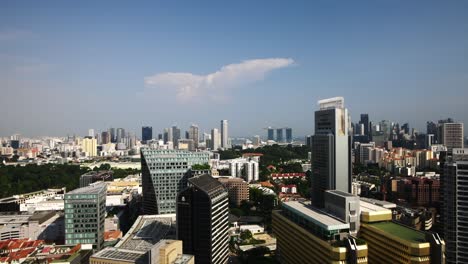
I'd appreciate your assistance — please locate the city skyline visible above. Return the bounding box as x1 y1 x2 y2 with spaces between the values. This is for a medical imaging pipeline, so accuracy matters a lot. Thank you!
2 1 468 137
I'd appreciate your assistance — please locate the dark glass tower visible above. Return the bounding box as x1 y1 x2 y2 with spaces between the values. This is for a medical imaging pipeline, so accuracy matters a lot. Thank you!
360 114 369 137
177 174 229 264
142 126 153 143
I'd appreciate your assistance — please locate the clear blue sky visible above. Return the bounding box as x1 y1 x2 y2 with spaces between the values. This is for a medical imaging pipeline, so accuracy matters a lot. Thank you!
1 1 467 138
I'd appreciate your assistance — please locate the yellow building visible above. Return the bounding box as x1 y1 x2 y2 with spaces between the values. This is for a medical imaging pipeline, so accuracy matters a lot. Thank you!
82 137 97 157
273 201 368 264
359 199 445 264
150 240 194 264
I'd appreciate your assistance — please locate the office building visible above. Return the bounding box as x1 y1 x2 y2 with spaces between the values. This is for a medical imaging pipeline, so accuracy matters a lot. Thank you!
65 182 107 250
172 126 181 148
90 215 179 264
218 177 249 207
188 125 199 149
285 128 292 143
442 148 468 263
177 174 229 264
101 131 110 144
311 97 351 208
360 114 369 136
116 128 125 143
82 136 97 157
142 126 153 144
211 128 220 150
276 128 284 143
267 127 274 141
88 129 95 138
359 200 445 264
323 190 360 235
273 201 368 264
140 149 209 215
109 128 116 143
440 123 464 151
221 120 229 149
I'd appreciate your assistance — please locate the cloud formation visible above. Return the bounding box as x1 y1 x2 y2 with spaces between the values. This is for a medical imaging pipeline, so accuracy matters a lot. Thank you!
144 58 294 102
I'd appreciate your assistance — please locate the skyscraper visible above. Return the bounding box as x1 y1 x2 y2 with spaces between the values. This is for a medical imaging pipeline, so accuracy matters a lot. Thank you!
101 131 110 144
109 128 116 143
267 127 274 141
65 182 106 250
211 128 220 150
442 148 468 264
440 123 464 151
140 149 209 214
276 128 284 143
172 126 181 147
221 120 229 149
311 97 351 208
177 174 229 264
142 126 153 143
360 114 369 136
116 128 125 143
189 124 199 149
88 129 95 138
285 128 293 143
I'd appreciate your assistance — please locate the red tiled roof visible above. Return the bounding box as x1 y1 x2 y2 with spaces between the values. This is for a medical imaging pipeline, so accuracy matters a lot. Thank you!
104 230 122 241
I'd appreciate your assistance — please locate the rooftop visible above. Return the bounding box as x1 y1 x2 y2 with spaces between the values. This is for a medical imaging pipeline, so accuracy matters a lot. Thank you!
91 247 145 263
359 197 396 209
188 174 226 199
282 201 349 231
326 190 355 197
369 222 426 243
115 214 176 252
67 181 107 195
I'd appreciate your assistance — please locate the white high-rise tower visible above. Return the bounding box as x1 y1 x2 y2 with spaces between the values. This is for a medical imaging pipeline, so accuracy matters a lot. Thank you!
221 120 229 149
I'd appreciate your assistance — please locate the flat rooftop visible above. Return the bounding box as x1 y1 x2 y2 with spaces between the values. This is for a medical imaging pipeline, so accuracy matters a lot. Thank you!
91 247 145 263
360 197 396 209
326 190 356 197
115 214 176 252
282 201 349 231
67 182 107 195
360 201 392 214
369 222 426 243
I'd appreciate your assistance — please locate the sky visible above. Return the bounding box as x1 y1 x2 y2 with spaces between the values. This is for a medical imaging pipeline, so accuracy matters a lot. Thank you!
1 1 468 138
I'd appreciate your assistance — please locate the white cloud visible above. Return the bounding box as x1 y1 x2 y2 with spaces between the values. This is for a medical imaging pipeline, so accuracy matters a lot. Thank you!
144 58 294 102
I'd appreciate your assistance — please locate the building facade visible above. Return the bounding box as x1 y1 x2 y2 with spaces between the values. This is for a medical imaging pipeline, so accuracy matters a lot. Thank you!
440 123 464 151
177 174 229 264
220 120 229 149
142 126 153 144
311 97 352 208
140 149 209 215
442 148 468 264
64 182 107 250
217 177 249 207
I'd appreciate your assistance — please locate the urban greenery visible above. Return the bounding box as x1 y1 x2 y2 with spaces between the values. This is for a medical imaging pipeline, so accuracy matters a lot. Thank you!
191 163 211 170
0 163 140 198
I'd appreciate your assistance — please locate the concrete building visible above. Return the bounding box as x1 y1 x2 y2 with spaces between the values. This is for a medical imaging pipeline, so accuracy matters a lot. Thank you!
64 182 107 250
217 177 249 207
440 123 464 151
177 174 229 264
90 215 178 264
0 211 64 242
311 97 351 208
324 190 360 236
140 149 209 215
188 125 199 149
272 201 368 264
81 137 97 157
220 120 229 149
211 128 220 150
150 240 194 264
442 148 468 264
359 200 445 264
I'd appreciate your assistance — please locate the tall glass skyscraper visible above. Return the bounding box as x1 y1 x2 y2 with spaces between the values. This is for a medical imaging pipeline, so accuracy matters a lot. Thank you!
64 182 107 250
177 174 229 264
141 149 210 214
311 97 351 208
142 126 153 143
